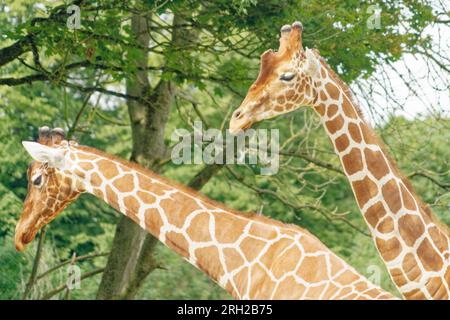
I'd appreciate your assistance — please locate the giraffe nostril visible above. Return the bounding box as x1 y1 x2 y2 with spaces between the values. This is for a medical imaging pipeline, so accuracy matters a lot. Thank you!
234 111 242 119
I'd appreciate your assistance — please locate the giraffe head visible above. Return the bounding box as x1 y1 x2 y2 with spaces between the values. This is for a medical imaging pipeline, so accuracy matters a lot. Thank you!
15 127 84 251
229 21 322 134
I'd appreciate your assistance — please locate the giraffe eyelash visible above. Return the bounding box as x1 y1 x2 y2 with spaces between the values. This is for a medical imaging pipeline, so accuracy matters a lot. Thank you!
31 168 45 186
32 175 42 186
280 72 296 82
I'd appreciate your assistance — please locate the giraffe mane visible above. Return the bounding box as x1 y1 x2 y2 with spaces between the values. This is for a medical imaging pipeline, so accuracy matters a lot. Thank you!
316 56 450 237
316 55 366 121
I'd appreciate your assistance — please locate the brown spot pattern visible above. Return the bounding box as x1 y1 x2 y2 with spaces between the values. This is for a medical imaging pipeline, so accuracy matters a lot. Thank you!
234 267 249 295
376 237 401 261
429 226 448 253
364 202 387 228
260 238 292 269
271 245 302 279
187 213 212 242
327 104 338 117
77 153 97 161
425 277 447 298
274 104 284 112
223 248 244 272
348 123 362 143
333 270 359 286
105 185 118 207
162 193 201 229
444 267 450 288
195 246 225 280
314 103 326 116
93 188 104 199
325 115 344 134
166 231 189 258
360 123 377 145
97 160 119 179
402 253 421 282
144 208 164 237
352 176 378 208
342 148 364 175
305 284 328 299
90 172 102 187
381 179 402 214
215 215 247 244
342 96 358 119
240 237 267 262
273 277 306 299
321 283 341 299
390 268 407 287
297 255 328 283
79 161 94 171
325 82 340 100
112 174 135 192
138 174 153 190
334 134 350 152
74 169 85 179
364 148 390 180
404 288 427 300
124 195 139 217
400 183 417 211
286 89 295 100
249 223 277 240
377 216 394 234
248 264 270 299
398 215 424 247
137 190 156 204
417 238 443 272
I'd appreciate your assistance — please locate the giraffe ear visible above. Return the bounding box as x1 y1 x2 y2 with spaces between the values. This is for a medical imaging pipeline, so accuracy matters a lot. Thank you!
304 48 320 78
22 141 65 168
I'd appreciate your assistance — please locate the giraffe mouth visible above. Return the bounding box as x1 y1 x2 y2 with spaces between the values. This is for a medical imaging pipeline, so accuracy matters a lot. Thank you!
15 229 37 252
15 218 39 252
229 117 254 135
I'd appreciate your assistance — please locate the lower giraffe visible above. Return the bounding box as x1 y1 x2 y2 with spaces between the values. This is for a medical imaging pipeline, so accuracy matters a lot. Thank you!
16 126 395 299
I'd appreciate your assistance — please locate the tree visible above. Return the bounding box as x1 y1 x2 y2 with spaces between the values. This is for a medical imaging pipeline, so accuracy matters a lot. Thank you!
0 0 447 299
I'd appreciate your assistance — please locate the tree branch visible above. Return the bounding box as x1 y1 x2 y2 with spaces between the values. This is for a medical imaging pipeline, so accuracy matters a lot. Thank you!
408 171 450 190
40 267 105 300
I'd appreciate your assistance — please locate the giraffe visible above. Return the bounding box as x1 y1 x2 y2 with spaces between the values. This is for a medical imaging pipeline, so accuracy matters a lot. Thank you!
15 126 395 300
229 21 450 300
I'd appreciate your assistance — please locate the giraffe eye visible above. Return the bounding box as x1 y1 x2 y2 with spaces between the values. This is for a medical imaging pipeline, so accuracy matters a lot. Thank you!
32 175 42 186
280 72 296 82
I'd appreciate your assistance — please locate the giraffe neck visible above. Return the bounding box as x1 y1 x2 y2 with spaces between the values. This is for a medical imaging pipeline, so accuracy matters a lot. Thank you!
310 63 450 299
66 145 393 300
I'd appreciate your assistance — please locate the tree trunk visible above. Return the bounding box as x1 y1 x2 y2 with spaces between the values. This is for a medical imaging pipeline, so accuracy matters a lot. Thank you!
96 7 170 299
96 8 203 299
97 6 209 299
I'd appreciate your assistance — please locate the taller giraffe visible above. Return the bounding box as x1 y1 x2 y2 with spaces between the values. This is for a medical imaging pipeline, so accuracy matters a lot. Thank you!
229 22 450 299
15 127 394 300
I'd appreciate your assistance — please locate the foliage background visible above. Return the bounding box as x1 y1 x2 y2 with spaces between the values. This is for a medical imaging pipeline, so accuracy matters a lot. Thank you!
0 0 448 299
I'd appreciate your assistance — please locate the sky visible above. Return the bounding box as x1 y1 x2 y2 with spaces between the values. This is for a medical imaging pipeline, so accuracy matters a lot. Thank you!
354 4 449 125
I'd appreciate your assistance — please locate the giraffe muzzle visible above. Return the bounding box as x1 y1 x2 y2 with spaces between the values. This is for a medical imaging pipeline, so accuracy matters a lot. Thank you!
14 231 26 252
229 109 254 135
15 230 32 252
14 220 38 252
